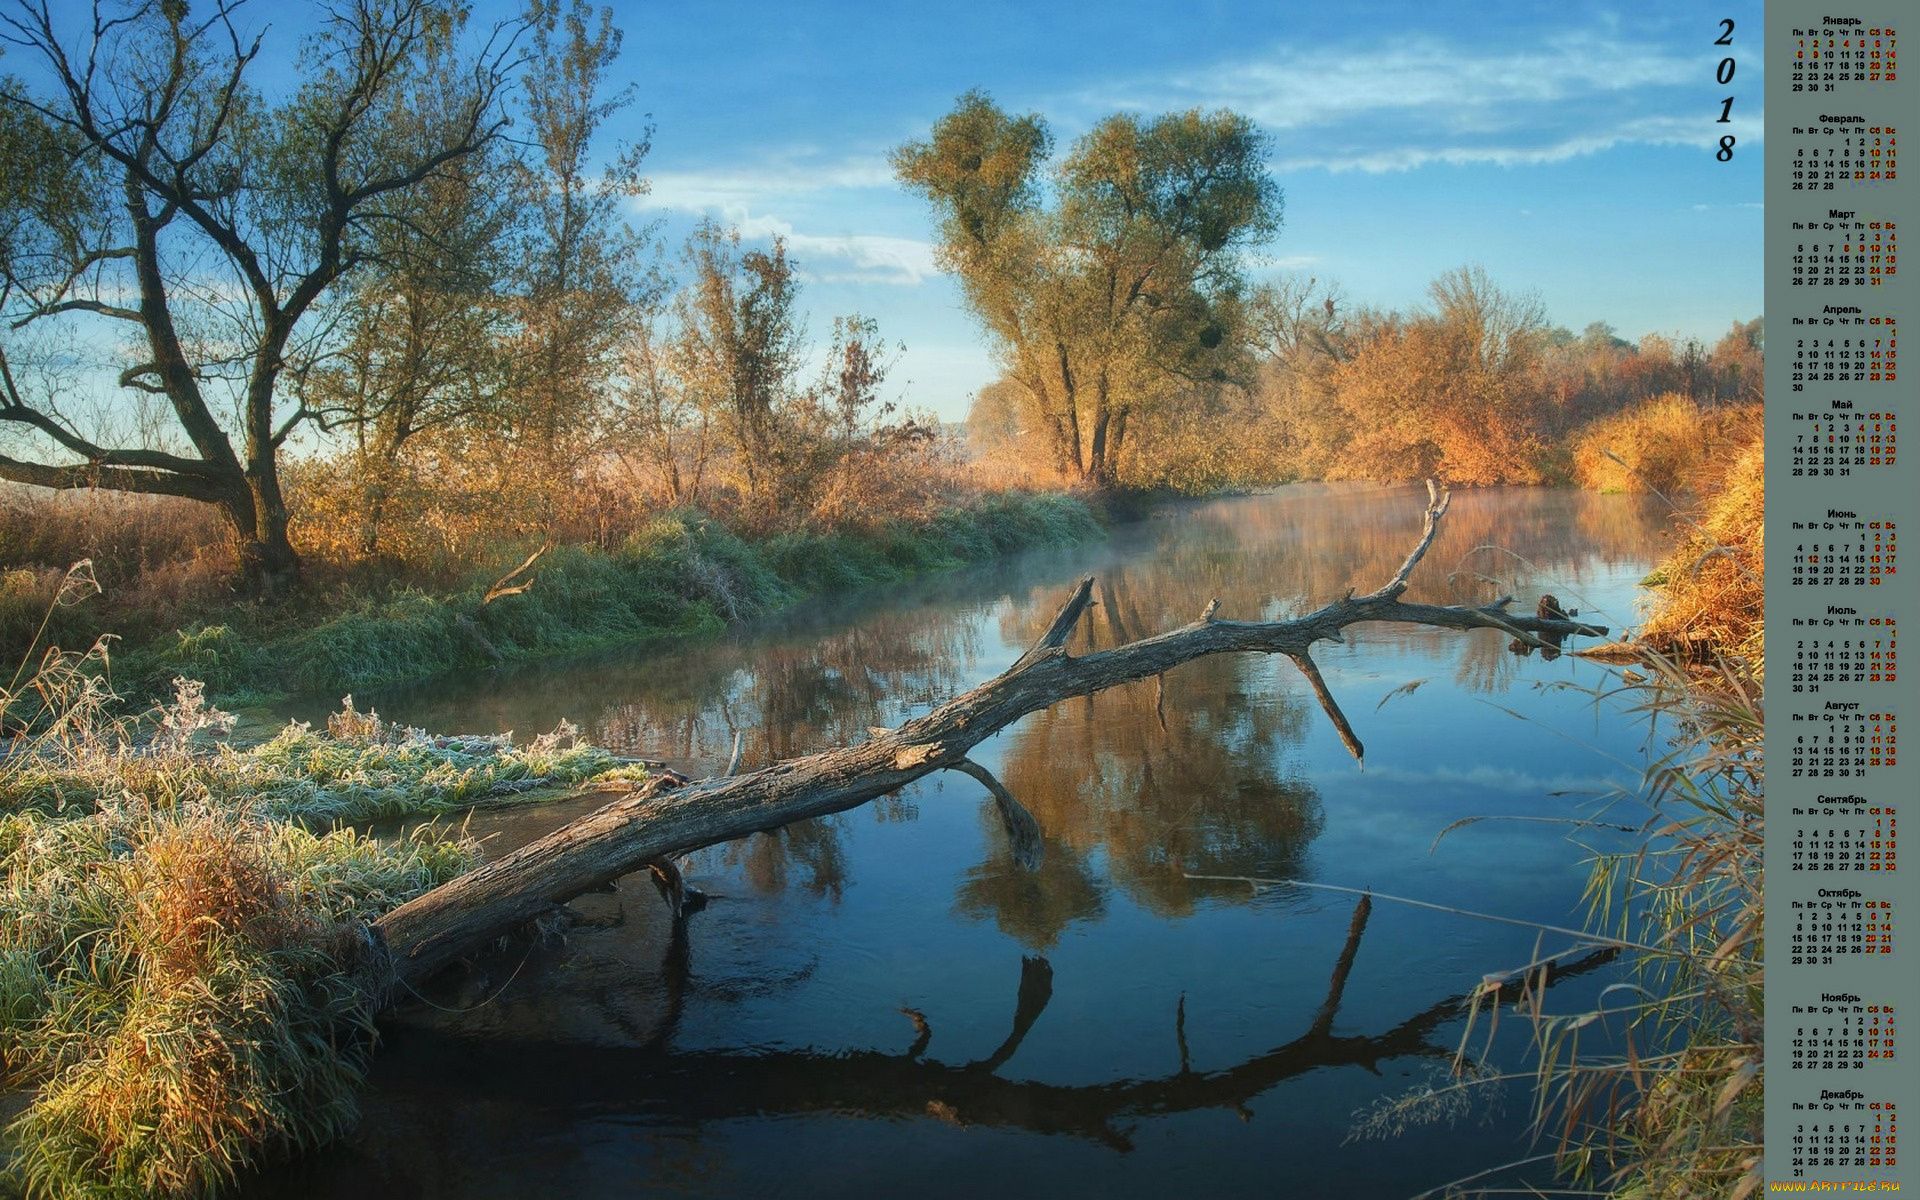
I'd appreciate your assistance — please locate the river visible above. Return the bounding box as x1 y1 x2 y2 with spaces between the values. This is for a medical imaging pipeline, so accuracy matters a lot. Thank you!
250 482 1673 1200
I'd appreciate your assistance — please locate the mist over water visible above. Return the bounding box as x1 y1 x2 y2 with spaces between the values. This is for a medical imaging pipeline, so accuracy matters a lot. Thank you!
256 482 1672 1199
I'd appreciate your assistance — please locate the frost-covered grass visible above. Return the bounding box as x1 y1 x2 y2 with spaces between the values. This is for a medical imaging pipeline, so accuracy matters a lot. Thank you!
2 629 642 1198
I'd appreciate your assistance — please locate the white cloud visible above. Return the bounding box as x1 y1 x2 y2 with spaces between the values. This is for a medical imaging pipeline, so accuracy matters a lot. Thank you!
1160 34 1687 129
642 159 896 213
1079 30 1765 173
636 156 937 285
1274 113 1763 174
787 231 940 286
679 210 937 286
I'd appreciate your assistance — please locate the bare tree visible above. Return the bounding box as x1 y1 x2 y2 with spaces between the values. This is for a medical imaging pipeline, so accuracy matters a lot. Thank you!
0 0 520 592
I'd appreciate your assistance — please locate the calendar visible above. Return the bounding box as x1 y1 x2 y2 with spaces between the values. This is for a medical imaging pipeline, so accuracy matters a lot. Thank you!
1785 813 1897 871
1787 708 1900 778
1790 893 1897 963
1791 27 1900 88
1788 1104 1898 1172
1788 998 1898 1069
1788 121 1898 190
1788 626 1898 691
1789 318 1898 384
1769 5 1918 1190
1787 514 1897 585
1789 414 1899 475
1789 217 1898 287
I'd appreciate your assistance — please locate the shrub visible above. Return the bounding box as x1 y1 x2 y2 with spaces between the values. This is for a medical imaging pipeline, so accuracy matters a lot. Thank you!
1636 437 1765 666
1569 394 1759 495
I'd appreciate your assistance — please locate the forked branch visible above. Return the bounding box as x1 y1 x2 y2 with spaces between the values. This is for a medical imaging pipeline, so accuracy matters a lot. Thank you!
371 485 1610 989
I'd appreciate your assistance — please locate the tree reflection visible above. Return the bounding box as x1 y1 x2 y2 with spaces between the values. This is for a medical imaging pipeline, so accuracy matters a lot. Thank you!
717 820 850 899
958 566 1326 944
956 666 1323 944
333 484 1662 923
251 486 1670 1197
954 832 1107 947
253 899 1617 1197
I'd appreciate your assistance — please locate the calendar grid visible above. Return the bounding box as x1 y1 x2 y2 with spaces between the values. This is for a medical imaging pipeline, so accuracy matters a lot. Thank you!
1770 5 1917 1190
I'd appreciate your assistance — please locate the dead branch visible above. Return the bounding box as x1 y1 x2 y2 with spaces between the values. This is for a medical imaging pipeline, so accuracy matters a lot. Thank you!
483 543 550 605
370 485 1610 990
948 758 1043 870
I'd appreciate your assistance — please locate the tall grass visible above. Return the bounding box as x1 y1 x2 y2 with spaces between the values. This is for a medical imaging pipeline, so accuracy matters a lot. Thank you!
1 802 469 1200
125 492 1101 702
1569 395 1760 496
1635 437 1765 667
1413 446 1766 1197
1486 654 1764 1198
1 584 646 1198
0 490 235 664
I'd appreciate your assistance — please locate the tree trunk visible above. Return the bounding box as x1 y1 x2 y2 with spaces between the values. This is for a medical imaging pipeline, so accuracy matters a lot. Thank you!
232 477 301 598
370 485 1609 990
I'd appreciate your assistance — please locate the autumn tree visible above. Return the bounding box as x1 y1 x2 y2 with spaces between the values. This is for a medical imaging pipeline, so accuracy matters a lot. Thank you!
498 0 653 503
1708 316 1763 402
617 310 710 509
1327 266 1552 485
621 225 907 525
0 0 519 593
675 221 804 516
894 91 1281 488
1247 273 1350 478
621 220 836 522
295 133 518 556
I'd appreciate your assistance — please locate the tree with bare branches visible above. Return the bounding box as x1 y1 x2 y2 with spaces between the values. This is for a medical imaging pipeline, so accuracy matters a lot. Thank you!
0 0 520 593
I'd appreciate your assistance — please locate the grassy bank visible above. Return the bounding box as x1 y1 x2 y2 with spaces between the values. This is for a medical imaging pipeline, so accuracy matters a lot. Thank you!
1595 426 1765 1196
1518 655 1763 1199
80 492 1099 705
0 489 1099 1195
0 489 1102 1197
0 657 647 1199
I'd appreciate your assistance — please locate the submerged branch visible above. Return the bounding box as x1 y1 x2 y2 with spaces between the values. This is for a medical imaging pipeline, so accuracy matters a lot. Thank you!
371 485 1611 989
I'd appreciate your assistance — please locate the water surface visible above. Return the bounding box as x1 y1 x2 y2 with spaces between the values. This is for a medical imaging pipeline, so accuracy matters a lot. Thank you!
254 483 1672 1199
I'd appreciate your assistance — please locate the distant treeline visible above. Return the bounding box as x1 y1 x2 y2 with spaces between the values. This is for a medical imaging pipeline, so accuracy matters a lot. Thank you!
970 266 1762 495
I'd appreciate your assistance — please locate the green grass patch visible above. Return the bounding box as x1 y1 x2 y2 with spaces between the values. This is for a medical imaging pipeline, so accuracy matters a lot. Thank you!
120 493 1101 704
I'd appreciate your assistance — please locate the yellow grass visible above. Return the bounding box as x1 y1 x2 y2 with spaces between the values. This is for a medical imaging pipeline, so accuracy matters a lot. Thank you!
1569 395 1760 496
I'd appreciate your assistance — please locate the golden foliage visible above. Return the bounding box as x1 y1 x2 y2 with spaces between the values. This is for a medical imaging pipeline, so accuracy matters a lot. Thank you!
1569 395 1760 495
130 819 308 984
1638 436 1765 666
0 491 235 658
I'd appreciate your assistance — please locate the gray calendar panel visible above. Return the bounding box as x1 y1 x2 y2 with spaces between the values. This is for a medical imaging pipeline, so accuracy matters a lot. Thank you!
1768 2 1916 1190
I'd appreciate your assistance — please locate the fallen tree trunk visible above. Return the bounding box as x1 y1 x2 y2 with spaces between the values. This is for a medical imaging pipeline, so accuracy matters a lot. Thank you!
370 484 1609 990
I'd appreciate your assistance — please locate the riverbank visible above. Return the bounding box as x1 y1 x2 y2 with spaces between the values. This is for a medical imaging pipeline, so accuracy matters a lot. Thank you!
60 492 1099 708
1505 440 1765 1197
6 484 1674 1199
0 685 649 1199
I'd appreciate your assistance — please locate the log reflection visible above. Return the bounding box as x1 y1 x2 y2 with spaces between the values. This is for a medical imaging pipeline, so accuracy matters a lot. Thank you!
368 899 1615 1154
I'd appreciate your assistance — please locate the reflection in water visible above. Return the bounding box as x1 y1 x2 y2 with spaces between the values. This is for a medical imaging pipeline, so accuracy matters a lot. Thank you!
265 483 1669 1198
719 820 851 899
247 894 1617 1198
960 651 1322 945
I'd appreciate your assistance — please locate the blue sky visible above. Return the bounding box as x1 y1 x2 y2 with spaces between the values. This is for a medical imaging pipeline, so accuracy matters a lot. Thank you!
15 1 1760 424
582 1 1764 419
